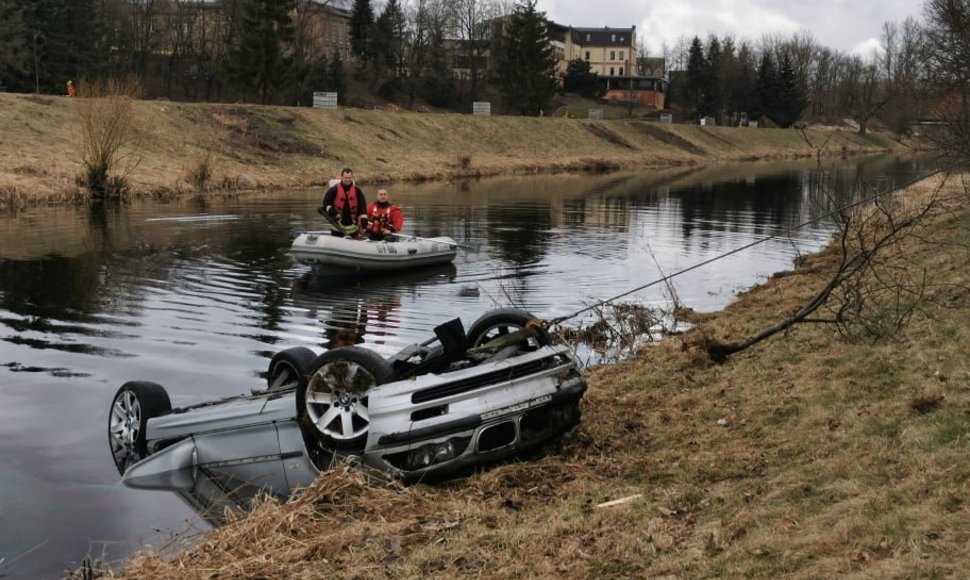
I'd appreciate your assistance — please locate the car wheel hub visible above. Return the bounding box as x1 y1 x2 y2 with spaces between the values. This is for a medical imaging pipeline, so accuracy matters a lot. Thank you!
305 360 376 441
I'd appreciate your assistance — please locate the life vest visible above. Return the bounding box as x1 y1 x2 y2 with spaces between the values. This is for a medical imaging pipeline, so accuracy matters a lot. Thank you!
333 183 359 220
368 204 392 234
366 202 403 235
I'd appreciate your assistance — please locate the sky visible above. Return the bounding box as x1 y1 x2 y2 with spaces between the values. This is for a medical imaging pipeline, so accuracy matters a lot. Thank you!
535 0 926 56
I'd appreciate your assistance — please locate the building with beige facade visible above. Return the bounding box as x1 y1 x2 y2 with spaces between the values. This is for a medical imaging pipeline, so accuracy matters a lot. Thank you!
549 24 637 78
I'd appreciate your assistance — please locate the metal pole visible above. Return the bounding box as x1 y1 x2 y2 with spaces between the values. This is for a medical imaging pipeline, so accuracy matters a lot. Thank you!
33 31 40 94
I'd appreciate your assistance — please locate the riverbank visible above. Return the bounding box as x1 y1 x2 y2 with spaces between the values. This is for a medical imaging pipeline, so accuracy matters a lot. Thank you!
109 173 970 578
0 92 907 210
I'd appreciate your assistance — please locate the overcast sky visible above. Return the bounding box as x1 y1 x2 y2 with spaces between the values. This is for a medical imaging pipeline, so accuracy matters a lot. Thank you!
534 0 926 56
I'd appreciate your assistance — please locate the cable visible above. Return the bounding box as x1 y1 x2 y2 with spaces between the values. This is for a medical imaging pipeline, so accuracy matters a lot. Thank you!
545 167 946 327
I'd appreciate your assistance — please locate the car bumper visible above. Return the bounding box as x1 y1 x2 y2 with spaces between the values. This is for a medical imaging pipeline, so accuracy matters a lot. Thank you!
362 346 587 480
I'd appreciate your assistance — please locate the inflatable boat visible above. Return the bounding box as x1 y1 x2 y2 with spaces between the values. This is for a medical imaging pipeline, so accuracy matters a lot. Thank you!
290 231 458 272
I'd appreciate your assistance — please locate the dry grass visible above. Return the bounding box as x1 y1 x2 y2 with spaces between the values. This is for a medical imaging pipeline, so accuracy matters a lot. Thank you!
104 174 970 579
0 93 909 209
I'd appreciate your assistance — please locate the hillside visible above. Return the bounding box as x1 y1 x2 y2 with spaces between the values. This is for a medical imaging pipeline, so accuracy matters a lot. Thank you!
0 92 906 209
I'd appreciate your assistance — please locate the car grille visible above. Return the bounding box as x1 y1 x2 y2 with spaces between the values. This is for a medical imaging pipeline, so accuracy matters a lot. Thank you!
411 357 561 404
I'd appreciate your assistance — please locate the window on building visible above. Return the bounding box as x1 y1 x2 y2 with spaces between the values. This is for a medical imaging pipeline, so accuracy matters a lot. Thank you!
619 67 624 75
585 51 590 60
586 34 590 42
611 34 616 42
610 67 614 75
619 51 624 60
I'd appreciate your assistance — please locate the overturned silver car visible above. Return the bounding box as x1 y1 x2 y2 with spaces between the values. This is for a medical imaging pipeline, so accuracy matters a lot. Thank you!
108 308 587 500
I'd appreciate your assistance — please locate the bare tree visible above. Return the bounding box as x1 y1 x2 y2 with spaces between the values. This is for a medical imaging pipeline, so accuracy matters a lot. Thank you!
401 0 452 108
843 54 891 134
450 0 500 104
701 172 943 362
665 36 692 72
880 17 926 139
781 29 818 93
293 0 332 66
809 46 843 118
161 0 198 98
923 0 970 166
126 0 160 77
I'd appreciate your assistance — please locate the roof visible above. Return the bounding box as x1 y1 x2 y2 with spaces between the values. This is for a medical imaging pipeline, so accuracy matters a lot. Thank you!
571 26 635 46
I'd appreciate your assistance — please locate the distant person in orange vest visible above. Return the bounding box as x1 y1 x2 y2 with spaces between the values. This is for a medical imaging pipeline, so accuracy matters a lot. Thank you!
66 80 76 97
364 188 404 241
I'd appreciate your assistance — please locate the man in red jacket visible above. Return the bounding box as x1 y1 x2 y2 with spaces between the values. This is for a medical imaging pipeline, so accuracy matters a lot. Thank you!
364 188 404 241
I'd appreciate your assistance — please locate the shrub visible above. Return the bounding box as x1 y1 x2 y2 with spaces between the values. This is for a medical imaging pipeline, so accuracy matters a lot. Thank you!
74 76 144 200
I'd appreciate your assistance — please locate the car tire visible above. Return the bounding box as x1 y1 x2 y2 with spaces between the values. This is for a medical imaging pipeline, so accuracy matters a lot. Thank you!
108 381 172 475
297 346 394 452
266 346 316 391
466 307 551 349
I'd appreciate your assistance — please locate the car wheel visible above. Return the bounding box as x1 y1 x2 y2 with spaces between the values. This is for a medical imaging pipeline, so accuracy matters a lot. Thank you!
108 381 171 475
266 346 316 391
466 307 551 350
298 346 394 451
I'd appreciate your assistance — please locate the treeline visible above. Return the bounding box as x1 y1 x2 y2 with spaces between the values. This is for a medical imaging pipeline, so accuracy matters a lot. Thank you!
0 0 551 112
666 23 924 134
0 0 967 140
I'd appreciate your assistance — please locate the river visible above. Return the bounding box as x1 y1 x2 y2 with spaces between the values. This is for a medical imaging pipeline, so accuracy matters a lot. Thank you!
0 155 931 578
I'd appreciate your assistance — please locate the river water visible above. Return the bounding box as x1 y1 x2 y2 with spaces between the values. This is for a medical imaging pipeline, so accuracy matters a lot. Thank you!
0 155 930 577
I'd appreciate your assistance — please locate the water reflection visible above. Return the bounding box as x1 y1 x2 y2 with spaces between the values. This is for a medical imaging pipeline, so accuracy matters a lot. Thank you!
291 264 457 351
0 154 935 578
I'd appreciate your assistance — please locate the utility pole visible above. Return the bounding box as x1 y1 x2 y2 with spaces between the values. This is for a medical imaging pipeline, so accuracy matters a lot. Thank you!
33 31 41 94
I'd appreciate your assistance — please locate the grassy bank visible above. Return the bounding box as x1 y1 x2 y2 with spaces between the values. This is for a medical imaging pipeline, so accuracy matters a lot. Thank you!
0 92 905 209
106 173 969 578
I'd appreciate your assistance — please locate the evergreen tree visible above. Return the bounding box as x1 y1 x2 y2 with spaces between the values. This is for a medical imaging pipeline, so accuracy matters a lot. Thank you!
370 0 404 96
300 52 330 105
373 0 404 72
495 0 558 116
701 36 722 119
685 36 706 118
349 0 374 63
0 0 29 90
727 41 758 125
8 0 104 94
775 51 807 127
420 26 456 109
329 50 347 104
562 57 600 97
220 0 303 104
756 50 779 123
756 49 806 127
